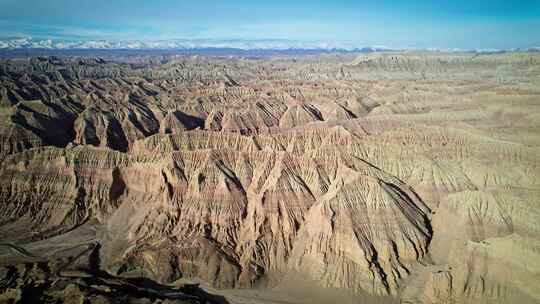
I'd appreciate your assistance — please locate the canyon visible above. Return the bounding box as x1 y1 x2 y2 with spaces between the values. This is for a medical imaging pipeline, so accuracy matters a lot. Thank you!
0 52 539 303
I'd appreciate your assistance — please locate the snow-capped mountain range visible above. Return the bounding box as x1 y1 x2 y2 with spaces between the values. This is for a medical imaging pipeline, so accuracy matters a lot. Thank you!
0 37 538 52
0 37 387 51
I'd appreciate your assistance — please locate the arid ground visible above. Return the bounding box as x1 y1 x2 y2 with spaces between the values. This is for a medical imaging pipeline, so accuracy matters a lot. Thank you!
1 52 539 304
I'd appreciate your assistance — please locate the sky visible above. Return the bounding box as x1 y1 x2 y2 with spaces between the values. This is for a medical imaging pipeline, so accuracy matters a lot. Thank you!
0 0 539 49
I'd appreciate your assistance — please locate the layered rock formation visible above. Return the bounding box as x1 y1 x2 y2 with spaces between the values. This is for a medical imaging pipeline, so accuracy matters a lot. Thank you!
1 52 539 303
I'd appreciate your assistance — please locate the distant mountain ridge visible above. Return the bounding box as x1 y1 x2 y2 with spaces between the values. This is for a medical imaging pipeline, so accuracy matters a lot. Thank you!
2 37 537 53
0 37 391 51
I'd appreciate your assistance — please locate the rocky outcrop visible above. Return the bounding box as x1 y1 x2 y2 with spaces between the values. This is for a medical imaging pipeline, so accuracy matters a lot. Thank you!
0 246 223 304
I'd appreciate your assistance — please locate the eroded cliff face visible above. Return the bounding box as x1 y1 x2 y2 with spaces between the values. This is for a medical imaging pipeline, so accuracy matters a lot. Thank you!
0 53 539 304
0 144 432 295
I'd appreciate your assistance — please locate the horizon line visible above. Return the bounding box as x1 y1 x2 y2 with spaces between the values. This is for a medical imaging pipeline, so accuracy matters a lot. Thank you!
1 37 539 52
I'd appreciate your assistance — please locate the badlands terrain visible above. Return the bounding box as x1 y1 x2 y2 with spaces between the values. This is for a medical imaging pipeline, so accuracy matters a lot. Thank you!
0 51 539 304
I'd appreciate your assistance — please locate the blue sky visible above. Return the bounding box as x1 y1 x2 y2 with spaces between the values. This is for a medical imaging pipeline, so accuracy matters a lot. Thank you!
0 0 539 48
